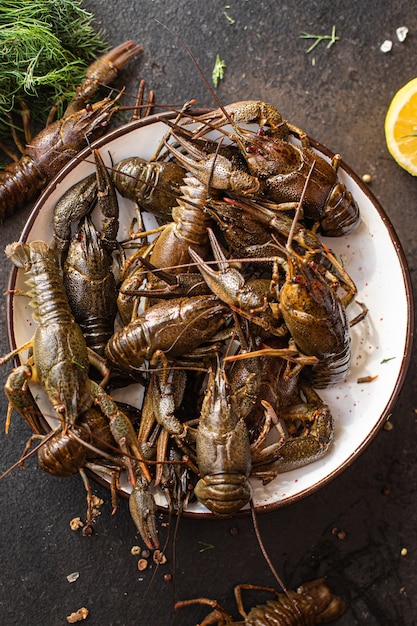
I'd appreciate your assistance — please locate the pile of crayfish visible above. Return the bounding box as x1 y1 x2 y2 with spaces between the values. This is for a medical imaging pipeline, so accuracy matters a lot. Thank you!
1 87 367 555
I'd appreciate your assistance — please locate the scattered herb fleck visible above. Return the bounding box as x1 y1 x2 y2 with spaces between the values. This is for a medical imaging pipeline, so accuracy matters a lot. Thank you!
357 375 378 383
300 25 339 54
198 541 214 552
381 357 396 364
71 357 85 369
330 251 347 268
212 54 227 87
224 10 235 25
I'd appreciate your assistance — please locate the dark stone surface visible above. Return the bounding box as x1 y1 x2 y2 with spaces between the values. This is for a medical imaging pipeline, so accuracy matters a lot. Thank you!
0 1 417 624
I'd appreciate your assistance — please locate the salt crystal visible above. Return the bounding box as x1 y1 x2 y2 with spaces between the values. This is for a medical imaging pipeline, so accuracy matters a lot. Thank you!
67 572 80 583
396 26 409 43
380 40 393 53
380 39 392 52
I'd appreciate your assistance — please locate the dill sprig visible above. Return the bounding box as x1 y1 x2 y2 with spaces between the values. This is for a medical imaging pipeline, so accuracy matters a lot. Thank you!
0 0 108 141
212 54 227 88
300 25 339 54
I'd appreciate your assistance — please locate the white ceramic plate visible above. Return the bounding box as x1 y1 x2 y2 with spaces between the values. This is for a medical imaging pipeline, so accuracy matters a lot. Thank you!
6 112 413 517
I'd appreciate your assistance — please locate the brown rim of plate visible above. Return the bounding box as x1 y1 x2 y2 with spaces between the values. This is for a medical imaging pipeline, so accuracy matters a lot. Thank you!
5 110 414 519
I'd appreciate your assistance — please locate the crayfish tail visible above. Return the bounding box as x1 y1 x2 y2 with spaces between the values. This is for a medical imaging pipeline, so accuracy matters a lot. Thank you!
0 157 46 220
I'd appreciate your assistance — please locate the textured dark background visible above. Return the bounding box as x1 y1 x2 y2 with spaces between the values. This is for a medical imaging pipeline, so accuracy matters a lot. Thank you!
1 1 417 624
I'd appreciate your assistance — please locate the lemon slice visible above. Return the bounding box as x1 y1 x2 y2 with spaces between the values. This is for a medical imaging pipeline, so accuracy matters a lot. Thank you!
385 77 417 175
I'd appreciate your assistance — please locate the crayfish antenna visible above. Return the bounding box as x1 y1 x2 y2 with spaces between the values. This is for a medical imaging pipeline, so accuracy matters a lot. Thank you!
287 160 316 250
250 501 303 617
0 429 56 480
155 21 235 125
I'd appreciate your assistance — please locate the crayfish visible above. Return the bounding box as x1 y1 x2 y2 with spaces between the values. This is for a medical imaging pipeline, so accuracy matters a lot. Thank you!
57 149 120 356
175 577 347 625
0 240 157 545
182 100 360 237
0 41 142 220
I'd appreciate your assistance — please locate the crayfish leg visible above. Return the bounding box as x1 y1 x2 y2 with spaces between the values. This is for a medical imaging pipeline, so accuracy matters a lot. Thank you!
234 583 279 619
349 301 368 327
0 338 34 367
131 79 155 121
78 467 94 535
85 462 121 516
87 348 111 387
285 121 311 149
174 597 233 625
155 428 169 486
89 380 151 483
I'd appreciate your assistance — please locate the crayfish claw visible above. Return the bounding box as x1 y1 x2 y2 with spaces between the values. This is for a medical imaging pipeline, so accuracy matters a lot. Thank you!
95 41 144 74
129 478 159 550
166 131 259 194
195 100 289 139
65 41 143 115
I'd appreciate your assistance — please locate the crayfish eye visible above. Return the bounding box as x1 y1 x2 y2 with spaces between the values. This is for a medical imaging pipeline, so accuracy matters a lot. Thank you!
246 145 257 154
257 127 265 136
292 274 303 284
85 103 93 112
309 261 318 270
75 232 83 241
161 478 175 490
